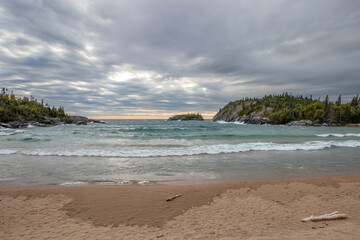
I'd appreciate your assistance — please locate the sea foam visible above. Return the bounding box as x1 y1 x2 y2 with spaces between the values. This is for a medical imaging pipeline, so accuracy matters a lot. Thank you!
59 181 88 186
216 121 246 125
316 133 360 138
13 140 360 157
0 129 24 136
0 149 18 154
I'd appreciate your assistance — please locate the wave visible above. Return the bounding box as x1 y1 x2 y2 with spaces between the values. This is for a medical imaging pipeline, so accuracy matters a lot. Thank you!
59 181 88 186
59 180 147 186
0 129 25 136
0 149 18 154
1 140 359 157
216 121 246 125
316 133 360 138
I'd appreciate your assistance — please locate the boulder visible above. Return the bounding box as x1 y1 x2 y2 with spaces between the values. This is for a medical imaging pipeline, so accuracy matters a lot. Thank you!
246 117 272 125
0 123 12 128
286 120 313 126
65 116 89 125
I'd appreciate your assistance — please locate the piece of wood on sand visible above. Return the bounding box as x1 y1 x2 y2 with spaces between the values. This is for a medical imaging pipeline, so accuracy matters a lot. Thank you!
302 211 348 222
166 194 182 202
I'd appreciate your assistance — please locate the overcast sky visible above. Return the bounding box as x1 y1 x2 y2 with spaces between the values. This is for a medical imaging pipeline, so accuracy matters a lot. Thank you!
0 0 359 118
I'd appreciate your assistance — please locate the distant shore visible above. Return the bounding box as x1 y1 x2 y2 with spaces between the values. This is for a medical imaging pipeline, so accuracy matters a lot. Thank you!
1 175 360 239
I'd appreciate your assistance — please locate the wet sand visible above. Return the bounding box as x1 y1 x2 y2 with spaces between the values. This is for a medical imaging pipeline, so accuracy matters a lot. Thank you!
1 175 360 239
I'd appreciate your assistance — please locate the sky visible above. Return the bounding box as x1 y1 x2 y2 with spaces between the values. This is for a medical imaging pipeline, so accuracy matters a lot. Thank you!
0 0 359 119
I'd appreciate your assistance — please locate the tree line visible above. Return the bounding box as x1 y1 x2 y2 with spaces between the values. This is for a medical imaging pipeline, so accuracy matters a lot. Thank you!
226 93 360 124
0 88 67 123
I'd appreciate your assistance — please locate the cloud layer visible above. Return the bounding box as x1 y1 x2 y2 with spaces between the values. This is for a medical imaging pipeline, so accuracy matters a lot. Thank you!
1 0 360 118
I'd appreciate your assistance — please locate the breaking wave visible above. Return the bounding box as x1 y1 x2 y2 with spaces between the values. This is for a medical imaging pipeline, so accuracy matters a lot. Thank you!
1 140 360 157
216 121 246 125
0 129 25 136
316 133 360 138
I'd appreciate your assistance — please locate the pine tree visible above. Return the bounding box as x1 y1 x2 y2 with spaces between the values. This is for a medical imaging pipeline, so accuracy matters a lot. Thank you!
336 94 341 106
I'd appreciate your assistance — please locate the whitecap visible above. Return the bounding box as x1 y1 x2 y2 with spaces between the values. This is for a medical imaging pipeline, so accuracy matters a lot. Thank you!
59 181 88 186
19 140 360 158
117 180 132 185
316 133 360 138
216 121 246 125
216 121 228 124
233 121 246 125
138 180 150 185
0 149 18 155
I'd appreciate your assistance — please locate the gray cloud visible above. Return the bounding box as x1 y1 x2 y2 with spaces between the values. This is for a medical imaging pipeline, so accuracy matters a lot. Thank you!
0 0 359 117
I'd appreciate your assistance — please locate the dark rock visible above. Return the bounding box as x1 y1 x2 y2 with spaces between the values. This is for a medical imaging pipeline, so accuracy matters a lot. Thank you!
246 117 272 125
239 115 249 122
286 120 313 126
0 115 108 129
65 116 89 125
88 119 106 124
8 121 29 128
75 121 87 125
213 105 243 122
0 123 12 128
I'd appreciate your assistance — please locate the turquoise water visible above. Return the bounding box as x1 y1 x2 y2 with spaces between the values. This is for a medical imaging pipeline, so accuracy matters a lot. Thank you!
1 120 360 186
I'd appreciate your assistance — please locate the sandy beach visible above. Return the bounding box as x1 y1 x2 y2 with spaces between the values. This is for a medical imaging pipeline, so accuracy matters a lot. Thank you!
1 175 360 239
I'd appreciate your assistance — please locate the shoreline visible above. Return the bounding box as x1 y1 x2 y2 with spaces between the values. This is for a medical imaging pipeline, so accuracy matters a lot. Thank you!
1 175 360 239
2 171 360 189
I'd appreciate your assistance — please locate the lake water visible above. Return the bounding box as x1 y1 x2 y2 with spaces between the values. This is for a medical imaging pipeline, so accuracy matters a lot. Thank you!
1 120 360 186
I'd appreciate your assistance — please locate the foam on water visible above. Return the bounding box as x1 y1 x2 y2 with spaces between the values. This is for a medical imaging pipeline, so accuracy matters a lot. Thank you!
59 180 148 186
3 140 358 157
216 121 246 125
1 120 360 186
316 133 360 137
0 149 18 154
59 181 88 186
0 129 25 136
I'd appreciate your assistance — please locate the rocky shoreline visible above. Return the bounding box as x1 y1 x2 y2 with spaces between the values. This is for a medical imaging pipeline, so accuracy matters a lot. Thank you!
0 116 105 129
213 106 346 127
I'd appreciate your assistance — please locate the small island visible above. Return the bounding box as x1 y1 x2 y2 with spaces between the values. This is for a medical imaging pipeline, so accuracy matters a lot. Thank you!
168 113 204 121
0 88 103 128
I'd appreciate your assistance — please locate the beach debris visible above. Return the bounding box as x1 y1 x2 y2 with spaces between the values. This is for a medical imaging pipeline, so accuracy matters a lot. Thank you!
156 234 165 238
302 211 348 222
166 194 182 202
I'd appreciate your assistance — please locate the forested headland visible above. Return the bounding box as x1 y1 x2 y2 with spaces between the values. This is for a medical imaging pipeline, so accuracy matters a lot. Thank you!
0 88 66 123
213 93 360 125
0 88 100 128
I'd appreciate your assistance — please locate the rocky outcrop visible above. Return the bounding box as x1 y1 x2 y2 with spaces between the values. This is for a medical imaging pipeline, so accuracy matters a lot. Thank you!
213 105 243 122
286 120 313 126
213 104 273 125
64 116 89 125
246 117 272 125
0 116 105 129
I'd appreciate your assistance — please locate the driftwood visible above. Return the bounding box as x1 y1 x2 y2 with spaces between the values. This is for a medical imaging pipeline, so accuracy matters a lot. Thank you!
166 194 182 202
302 211 348 222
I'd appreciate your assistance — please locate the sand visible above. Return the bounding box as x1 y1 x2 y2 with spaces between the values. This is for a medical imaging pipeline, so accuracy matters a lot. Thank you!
1 175 360 239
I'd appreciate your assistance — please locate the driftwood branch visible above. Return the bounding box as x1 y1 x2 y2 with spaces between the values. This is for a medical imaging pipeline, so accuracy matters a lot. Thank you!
166 194 182 202
302 211 348 222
